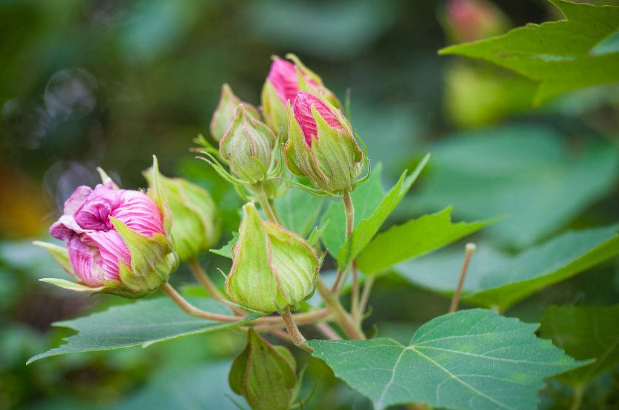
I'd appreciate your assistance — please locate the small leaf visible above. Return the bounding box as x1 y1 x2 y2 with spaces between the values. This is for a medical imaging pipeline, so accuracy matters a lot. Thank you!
211 232 239 259
396 225 619 310
27 297 260 364
539 304 619 387
357 207 494 275
440 0 619 103
274 187 324 237
310 309 584 410
337 154 429 269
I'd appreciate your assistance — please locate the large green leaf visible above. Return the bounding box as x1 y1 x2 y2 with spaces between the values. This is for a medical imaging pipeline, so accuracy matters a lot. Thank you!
115 361 245 410
310 309 583 410
321 163 386 258
539 304 619 387
28 297 259 364
396 225 619 310
410 126 619 249
357 207 494 275
274 187 324 237
337 155 430 269
440 0 619 104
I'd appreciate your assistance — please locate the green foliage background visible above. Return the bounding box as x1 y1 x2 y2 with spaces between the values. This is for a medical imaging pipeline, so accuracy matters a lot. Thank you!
2 0 619 409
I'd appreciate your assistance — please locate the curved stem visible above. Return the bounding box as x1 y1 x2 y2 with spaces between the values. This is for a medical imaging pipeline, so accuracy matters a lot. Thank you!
315 322 342 340
449 243 476 313
351 262 360 320
162 283 243 322
188 258 247 316
188 258 225 300
281 306 313 352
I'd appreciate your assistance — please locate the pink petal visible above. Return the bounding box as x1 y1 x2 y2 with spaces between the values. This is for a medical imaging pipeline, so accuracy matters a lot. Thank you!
113 190 164 238
86 230 131 282
292 92 344 146
63 186 92 216
66 235 105 287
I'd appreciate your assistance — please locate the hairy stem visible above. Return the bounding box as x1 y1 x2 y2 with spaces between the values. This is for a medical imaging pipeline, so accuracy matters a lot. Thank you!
281 306 313 352
332 190 355 292
449 243 476 313
317 279 365 340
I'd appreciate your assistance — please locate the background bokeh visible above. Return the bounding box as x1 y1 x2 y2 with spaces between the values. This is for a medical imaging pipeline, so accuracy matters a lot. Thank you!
2 0 619 409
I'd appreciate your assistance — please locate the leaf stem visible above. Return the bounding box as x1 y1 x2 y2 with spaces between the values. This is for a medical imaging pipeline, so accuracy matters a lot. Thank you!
315 322 343 340
449 243 476 313
188 258 247 316
281 306 313 352
331 190 355 292
351 262 360 320
357 275 375 320
161 283 243 322
317 278 365 340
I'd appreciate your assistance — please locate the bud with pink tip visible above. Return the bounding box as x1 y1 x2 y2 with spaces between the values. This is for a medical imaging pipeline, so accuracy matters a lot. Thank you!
444 0 509 43
261 54 339 138
285 92 363 194
35 158 178 297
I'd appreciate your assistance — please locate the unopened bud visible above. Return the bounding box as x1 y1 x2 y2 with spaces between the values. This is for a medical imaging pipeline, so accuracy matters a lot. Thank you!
225 202 319 313
210 84 259 142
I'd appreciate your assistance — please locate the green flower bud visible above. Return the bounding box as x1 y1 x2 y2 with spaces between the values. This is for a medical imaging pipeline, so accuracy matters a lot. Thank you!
219 105 278 184
285 92 363 194
225 202 319 313
144 169 221 262
210 84 260 142
229 329 297 410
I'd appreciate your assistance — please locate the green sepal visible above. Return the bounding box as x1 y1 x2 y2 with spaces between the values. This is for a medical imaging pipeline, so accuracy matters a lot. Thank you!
39 278 105 293
33 241 76 279
261 79 289 138
146 156 173 236
110 217 178 293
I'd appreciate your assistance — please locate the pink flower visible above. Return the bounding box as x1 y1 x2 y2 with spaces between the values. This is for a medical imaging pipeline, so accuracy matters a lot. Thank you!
50 180 164 287
292 92 344 146
267 59 317 104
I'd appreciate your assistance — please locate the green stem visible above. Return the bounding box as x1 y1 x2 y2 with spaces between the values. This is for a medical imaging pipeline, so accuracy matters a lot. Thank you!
331 190 355 292
570 384 585 410
317 279 365 340
252 182 281 224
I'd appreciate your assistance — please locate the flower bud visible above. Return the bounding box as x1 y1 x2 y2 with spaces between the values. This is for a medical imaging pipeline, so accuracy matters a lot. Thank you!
225 202 319 313
285 92 363 194
261 54 339 138
219 105 278 184
36 158 178 297
444 0 509 43
210 84 260 142
229 329 297 410
144 169 220 262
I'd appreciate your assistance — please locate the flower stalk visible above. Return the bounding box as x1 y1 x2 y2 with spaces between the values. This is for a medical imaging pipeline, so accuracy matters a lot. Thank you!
281 306 313 352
